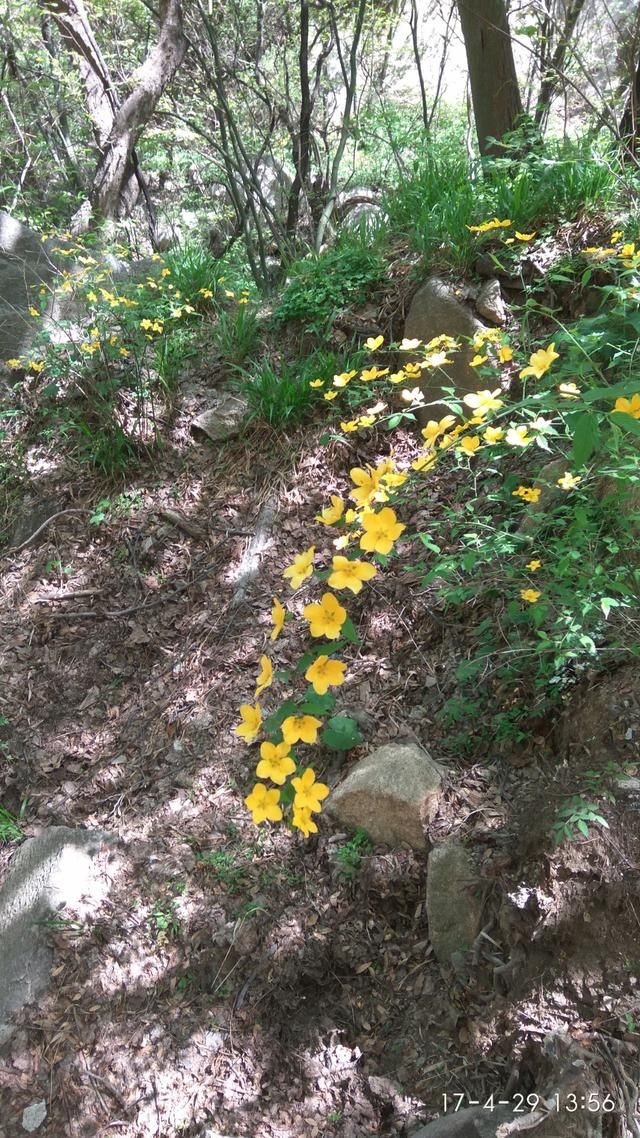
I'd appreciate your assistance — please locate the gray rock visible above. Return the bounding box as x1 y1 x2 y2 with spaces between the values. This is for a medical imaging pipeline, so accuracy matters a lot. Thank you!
325 742 444 850
410 1106 513 1137
476 278 507 325
0 212 58 363
21 1101 47 1133
426 841 482 965
403 277 487 422
0 827 114 1045
191 394 248 442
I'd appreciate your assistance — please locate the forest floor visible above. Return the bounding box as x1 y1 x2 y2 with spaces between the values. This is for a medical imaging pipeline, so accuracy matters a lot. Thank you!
1 299 640 1138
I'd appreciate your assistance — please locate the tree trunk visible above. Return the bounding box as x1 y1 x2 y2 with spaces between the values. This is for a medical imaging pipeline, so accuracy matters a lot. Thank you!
533 0 587 133
620 49 640 158
456 0 523 156
39 0 186 223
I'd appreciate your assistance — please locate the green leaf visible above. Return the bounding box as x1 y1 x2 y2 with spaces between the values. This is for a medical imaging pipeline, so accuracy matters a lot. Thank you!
418 533 441 553
261 700 298 736
610 412 640 436
301 691 335 716
577 819 589 837
567 410 600 465
386 413 403 429
321 715 363 751
340 617 359 645
582 380 640 403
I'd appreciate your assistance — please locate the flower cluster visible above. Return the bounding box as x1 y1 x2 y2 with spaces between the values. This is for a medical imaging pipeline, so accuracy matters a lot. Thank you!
235 455 407 836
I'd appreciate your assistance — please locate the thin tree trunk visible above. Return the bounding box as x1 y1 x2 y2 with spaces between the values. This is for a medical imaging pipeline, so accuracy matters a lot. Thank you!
534 0 587 133
314 0 367 252
456 0 524 157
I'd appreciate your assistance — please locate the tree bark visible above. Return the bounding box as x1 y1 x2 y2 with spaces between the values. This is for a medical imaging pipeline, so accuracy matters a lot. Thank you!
39 0 186 223
456 0 524 156
533 0 587 133
620 49 640 158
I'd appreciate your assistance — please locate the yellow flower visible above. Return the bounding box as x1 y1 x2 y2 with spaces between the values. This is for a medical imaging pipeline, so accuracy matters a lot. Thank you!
309 379 324 388
255 655 273 697
4 358 22 369
303 593 347 639
349 465 382 508
423 350 451 368
519 343 559 380
119 347 130 358
282 715 323 745
340 420 359 432
614 393 640 420
256 741 296 785
403 362 422 378
324 390 338 401
505 425 532 447
466 217 511 233
520 588 541 604
483 426 505 444
364 335 384 351
292 805 318 837
235 703 262 743
225 289 235 298
399 337 422 350
557 472 582 490
305 655 347 695
498 345 513 363
470 354 487 367
199 287 214 299
238 297 249 305
620 243 636 259
359 507 405 555
515 231 536 241
140 318 153 330
328 555 377 594
611 231 623 243
458 435 481 456
317 495 345 526
512 485 542 503
356 415 376 428
558 382 580 399
463 388 503 415
421 415 456 447
389 370 407 383
360 366 389 382
292 768 330 812
244 783 282 824
28 360 45 373
28 306 39 316
161 267 171 277
86 290 98 302
526 559 542 571
271 597 286 641
283 546 315 589
412 452 438 472
333 370 357 387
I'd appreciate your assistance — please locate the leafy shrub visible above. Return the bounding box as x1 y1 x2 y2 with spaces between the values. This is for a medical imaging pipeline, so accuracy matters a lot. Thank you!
273 242 385 333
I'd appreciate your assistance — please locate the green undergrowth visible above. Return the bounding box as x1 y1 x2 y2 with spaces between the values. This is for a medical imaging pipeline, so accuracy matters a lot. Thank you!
0 236 260 478
233 230 640 844
383 134 623 271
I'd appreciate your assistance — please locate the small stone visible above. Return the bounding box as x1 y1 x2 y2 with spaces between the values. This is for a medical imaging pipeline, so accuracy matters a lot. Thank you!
326 742 444 850
426 842 482 966
476 278 507 325
21 1101 47 1133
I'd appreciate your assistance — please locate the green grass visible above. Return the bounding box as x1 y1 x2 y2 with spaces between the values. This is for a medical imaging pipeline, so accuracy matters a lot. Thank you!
163 240 222 301
382 134 620 270
273 240 385 334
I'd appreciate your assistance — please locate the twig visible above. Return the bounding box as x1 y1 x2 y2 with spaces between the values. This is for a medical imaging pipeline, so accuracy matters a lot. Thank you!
3 509 89 555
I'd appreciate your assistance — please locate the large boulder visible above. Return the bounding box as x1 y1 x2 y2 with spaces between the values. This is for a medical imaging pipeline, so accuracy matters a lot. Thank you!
0 826 114 1046
0 212 58 364
325 741 444 850
426 841 482 966
403 277 486 422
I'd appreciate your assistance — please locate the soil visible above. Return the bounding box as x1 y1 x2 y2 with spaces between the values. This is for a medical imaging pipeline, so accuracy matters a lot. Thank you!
1 332 640 1138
